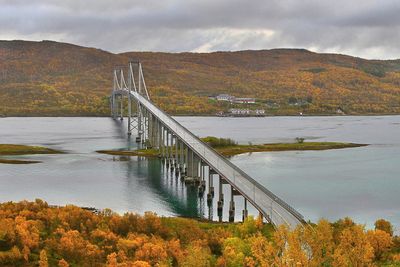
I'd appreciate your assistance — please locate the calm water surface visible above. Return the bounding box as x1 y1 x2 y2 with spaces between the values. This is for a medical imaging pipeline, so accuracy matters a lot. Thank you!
0 116 399 231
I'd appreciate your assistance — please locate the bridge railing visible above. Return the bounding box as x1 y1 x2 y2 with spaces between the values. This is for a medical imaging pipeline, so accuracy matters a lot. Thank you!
130 91 305 227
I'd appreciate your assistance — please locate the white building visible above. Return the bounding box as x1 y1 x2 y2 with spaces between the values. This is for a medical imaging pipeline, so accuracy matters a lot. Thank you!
233 97 256 104
229 108 250 115
215 94 235 102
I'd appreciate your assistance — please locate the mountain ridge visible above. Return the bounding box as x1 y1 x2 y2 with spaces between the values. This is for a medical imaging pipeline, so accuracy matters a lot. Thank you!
1 40 399 116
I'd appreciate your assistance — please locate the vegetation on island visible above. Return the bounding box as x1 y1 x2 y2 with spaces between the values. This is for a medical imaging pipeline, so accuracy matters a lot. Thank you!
1 40 400 117
0 159 41 164
0 200 399 266
0 144 61 156
96 148 160 158
97 137 367 158
210 141 368 157
0 144 62 164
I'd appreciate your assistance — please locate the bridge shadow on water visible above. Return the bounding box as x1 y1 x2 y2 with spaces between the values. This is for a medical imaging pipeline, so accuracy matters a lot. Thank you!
110 118 206 218
124 157 204 218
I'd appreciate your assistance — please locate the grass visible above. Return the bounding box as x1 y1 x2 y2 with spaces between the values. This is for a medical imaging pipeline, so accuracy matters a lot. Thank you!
0 144 62 164
97 148 160 157
0 158 41 164
215 142 368 156
0 144 62 155
96 141 368 158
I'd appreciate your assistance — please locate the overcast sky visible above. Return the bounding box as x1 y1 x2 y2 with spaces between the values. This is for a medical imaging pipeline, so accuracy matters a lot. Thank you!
1 0 400 59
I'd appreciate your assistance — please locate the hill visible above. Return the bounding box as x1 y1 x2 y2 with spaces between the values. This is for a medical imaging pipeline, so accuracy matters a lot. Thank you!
1 40 400 116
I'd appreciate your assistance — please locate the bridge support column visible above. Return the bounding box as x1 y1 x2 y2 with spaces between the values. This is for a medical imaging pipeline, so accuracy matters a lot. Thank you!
153 118 158 149
183 145 188 175
229 186 235 222
119 95 123 121
193 154 200 183
148 113 155 147
165 130 170 165
147 112 151 147
174 136 178 167
158 120 162 150
110 95 114 118
179 140 184 172
160 125 165 158
186 149 193 179
242 198 248 222
143 109 148 146
135 103 141 143
198 162 205 196
207 168 214 207
174 138 179 175
217 175 224 221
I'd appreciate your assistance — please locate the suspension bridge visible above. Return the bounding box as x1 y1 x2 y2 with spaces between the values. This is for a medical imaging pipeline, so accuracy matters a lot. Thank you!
110 61 306 229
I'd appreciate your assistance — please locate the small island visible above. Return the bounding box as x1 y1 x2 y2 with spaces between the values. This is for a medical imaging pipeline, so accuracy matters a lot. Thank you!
97 136 368 158
0 144 63 164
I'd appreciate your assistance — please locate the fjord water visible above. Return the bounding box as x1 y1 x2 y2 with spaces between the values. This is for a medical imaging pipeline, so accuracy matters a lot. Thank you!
0 116 399 231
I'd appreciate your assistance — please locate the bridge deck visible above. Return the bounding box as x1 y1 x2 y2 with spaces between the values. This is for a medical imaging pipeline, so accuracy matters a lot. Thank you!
130 91 305 229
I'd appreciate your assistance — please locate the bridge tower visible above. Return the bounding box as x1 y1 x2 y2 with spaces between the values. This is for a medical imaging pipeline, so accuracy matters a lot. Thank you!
126 61 151 144
111 61 152 145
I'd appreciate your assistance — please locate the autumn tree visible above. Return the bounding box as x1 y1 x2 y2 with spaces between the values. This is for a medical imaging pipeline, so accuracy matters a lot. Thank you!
375 219 393 236
332 224 374 266
303 219 334 266
367 229 392 261
58 259 69 267
39 249 48 267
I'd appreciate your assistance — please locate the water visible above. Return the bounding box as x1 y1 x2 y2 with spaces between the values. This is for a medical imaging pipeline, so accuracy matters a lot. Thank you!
0 116 399 231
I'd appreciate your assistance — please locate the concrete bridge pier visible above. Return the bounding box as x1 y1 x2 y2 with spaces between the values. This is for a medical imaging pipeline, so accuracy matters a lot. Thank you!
229 186 236 222
198 162 207 196
119 94 123 121
193 155 200 184
160 125 165 159
146 111 151 146
185 149 194 182
181 144 187 176
174 138 180 171
151 114 157 147
165 130 170 166
217 175 224 220
141 109 146 145
179 140 184 172
206 170 214 206
242 198 248 222
201 162 207 189
174 136 179 169
169 134 175 169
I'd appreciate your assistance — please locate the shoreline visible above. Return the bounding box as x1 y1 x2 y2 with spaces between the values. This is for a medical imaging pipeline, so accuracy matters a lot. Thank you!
1 113 400 118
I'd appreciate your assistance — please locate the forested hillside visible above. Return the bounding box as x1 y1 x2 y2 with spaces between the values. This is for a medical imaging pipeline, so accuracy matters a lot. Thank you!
1 40 400 116
0 200 399 266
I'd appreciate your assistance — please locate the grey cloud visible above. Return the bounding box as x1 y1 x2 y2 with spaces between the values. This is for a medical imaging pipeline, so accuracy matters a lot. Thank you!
0 0 399 59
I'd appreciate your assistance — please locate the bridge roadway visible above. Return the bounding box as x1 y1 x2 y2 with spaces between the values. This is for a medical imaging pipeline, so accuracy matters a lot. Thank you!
126 90 305 229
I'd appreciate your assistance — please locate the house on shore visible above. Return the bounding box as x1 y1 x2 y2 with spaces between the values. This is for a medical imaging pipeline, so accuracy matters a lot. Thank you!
227 108 265 117
213 94 256 104
215 94 235 102
233 97 256 104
